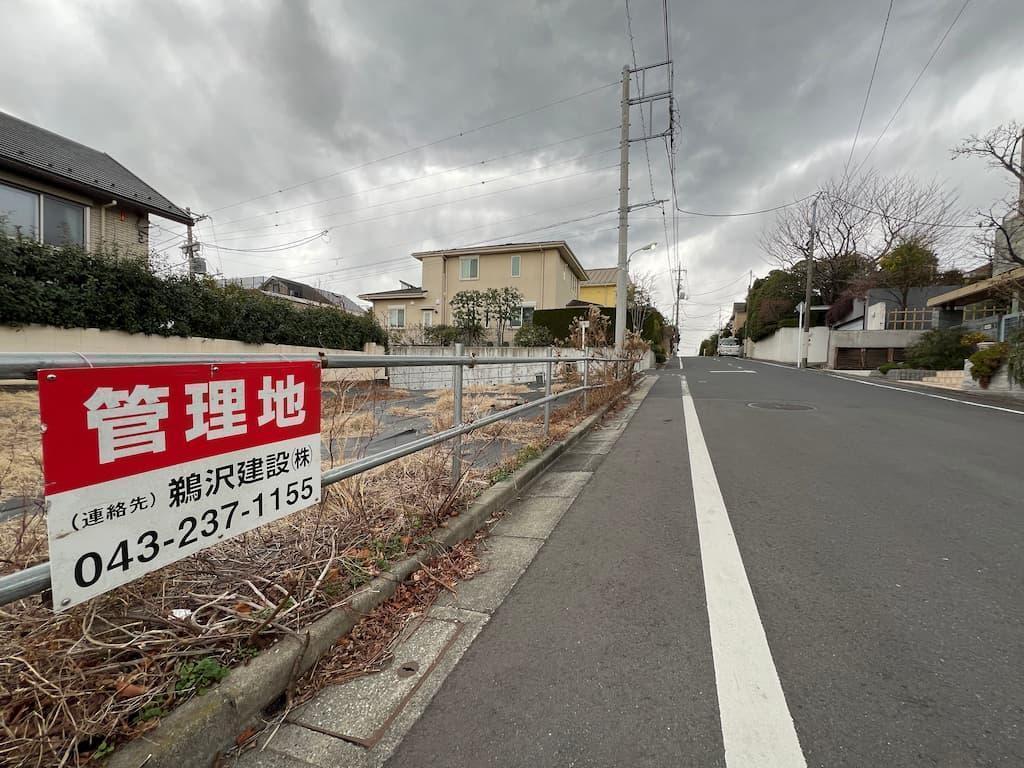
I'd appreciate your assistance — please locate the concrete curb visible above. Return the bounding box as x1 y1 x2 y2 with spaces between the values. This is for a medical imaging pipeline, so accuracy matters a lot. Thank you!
109 379 640 768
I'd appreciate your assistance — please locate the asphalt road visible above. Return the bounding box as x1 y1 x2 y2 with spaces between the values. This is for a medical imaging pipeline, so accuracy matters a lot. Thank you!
386 358 1024 767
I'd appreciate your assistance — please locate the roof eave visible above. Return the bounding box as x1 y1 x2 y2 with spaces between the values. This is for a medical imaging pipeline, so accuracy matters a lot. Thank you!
412 241 589 280
0 157 193 225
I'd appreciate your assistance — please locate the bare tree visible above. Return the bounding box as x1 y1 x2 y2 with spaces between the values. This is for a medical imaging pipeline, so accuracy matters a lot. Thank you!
952 120 1024 214
761 172 963 304
864 173 962 258
627 270 657 333
759 176 875 303
953 121 1024 269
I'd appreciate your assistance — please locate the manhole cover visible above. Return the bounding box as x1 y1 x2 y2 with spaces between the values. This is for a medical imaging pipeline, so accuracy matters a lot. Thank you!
747 402 815 411
395 660 420 678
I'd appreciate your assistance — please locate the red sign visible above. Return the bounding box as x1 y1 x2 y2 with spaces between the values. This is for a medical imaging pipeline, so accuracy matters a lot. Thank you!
38 362 322 610
39 362 321 495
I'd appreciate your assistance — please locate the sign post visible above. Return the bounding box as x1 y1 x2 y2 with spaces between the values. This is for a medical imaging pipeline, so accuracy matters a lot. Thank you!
38 361 322 611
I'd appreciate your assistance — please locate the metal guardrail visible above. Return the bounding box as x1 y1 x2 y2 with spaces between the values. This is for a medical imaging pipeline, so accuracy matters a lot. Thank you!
0 349 633 606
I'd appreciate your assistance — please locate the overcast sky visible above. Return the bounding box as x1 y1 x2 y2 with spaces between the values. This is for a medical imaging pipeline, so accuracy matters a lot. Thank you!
3 0 1023 352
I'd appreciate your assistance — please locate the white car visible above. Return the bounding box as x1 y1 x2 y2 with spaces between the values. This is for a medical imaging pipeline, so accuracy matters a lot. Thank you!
717 339 742 357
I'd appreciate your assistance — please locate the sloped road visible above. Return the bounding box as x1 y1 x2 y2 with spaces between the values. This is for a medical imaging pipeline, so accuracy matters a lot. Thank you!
386 358 1024 767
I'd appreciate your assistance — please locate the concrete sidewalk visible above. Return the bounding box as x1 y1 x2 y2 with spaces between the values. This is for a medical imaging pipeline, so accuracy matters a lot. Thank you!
232 375 664 768
386 369 723 767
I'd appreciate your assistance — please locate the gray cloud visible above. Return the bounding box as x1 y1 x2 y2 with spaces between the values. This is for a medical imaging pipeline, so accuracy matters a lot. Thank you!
2 0 1021 350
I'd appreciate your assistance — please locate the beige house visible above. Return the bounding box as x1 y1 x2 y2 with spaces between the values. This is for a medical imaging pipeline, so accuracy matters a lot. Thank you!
359 241 588 340
0 110 192 257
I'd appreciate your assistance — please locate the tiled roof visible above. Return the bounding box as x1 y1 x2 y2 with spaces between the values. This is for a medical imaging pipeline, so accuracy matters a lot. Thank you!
0 110 192 225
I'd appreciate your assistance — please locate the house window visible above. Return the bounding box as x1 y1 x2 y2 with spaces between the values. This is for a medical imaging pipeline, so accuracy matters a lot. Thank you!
511 304 535 328
0 182 38 239
0 182 86 247
460 256 479 280
421 309 434 327
388 306 406 328
42 195 85 246
511 254 521 277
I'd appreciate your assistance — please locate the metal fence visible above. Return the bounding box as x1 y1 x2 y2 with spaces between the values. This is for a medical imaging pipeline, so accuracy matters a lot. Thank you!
0 348 633 606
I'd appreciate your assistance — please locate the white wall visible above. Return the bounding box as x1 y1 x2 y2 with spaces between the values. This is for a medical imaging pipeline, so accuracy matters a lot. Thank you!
746 327 829 365
0 324 387 381
388 345 652 390
866 302 887 330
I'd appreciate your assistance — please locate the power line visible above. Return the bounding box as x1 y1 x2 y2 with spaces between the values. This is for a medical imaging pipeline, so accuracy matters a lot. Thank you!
684 272 750 297
849 0 971 179
212 146 620 237
251 163 619 247
285 194 614 282
203 231 327 254
844 0 894 176
675 195 815 218
207 81 619 215
212 127 620 230
825 193 980 229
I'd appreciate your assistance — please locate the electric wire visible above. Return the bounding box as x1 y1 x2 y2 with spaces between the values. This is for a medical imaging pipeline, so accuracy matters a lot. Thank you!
844 0 894 176
206 81 620 215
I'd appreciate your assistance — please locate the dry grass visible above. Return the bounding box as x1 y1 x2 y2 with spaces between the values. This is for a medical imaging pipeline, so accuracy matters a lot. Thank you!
0 369 633 767
0 445 490 768
0 390 43 502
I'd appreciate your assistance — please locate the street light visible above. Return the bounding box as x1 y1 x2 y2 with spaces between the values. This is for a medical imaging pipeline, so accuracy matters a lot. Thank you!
628 241 657 262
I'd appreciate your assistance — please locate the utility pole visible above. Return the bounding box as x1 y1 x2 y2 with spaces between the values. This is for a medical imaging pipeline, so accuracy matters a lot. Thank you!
614 65 631 353
185 207 196 279
800 194 820 369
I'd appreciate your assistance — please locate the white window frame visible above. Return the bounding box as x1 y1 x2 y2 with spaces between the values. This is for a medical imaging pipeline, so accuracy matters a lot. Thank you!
387 305 406 329
421 308 434 328
460 255 479 280
510 302 536 329
510 254 521 278
0 180 90 248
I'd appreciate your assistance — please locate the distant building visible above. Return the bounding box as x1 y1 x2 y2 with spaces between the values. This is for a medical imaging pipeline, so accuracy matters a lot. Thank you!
220 275 365 314
729 302 748 335
578 266 631 308
0 110 191 257
359 241 588 338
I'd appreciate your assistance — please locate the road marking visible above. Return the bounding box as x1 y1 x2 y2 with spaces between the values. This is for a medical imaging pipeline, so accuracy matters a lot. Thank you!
744 360 797 371
680 374 807 768
828 374 1024 416
709 370 756 374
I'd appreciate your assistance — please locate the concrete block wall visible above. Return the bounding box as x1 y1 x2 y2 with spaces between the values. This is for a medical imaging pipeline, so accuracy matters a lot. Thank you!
0 324 386 381
387 346 648 390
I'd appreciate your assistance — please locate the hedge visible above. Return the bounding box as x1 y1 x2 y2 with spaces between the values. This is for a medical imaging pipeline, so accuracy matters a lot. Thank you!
532 306 664 344
0 236 387 350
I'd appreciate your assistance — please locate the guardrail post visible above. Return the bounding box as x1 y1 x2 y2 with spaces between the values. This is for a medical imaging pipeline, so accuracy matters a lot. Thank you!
544 347 553 436
582 348 590 411
451 343 464 485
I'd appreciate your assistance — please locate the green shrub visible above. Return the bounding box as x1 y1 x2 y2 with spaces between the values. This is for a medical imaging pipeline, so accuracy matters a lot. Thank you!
968 342 1010 383
0 236 386 350
423 324 462 345
877 362 905 374
904 328 973 370
513 323 553 347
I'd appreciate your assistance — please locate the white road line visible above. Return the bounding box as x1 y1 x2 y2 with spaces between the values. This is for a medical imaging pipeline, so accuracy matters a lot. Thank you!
828 374 1024 416
709 370 757 374
743 360 797 371
680 374 807 768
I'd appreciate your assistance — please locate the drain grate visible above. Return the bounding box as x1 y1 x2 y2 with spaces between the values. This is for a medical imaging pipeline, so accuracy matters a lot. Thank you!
747 402 815 411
